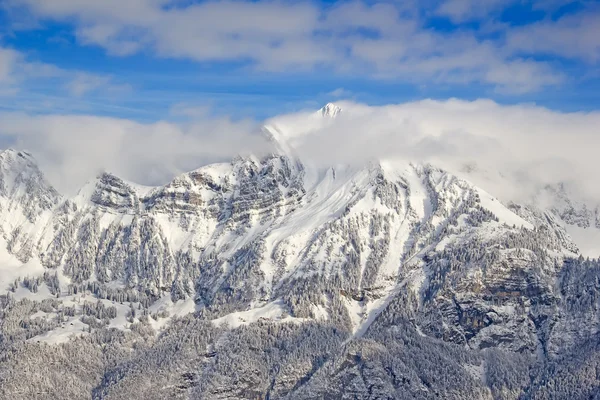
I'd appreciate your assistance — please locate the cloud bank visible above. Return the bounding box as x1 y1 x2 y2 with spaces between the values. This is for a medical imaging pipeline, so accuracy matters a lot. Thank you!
0 111 264 194
269 99 600 203
0 99 598 207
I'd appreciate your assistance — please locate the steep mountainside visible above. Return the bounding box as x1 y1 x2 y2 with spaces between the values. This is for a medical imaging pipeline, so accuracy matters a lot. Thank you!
0 104 599 399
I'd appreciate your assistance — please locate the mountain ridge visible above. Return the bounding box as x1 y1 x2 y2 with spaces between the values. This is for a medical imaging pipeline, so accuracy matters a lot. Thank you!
0 105 599 399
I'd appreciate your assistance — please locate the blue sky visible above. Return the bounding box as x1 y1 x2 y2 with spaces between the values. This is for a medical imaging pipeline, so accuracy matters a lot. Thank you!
0 0 599 121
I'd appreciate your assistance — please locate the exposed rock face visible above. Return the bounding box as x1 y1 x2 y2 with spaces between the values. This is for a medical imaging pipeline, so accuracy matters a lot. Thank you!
0 150 60 222
544 183 600 228
91 173 140 212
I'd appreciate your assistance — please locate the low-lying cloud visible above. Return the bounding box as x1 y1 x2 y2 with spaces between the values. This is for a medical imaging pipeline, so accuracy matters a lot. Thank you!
267 99 600 204
0 112 265 194
0 99 598 207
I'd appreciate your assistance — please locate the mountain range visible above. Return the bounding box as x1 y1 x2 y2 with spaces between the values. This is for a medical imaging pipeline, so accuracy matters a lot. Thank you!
0 104 599 399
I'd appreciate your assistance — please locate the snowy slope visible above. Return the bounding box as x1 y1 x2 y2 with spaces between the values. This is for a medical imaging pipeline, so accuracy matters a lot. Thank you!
0 103 596 353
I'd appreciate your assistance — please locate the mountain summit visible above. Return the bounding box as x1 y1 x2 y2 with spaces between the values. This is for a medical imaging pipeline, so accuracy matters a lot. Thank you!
319 102 342 117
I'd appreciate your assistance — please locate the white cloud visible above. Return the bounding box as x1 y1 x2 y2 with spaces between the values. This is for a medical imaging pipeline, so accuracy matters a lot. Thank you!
0 44 131 100
0 48 20 83
0 98 598 208
328 88 353 98
506 11 600 63
435 0 514 23
485 60 564 94
7 0 592 93
266 99 600 203
0 46 64 93
0 111 265 193
169 103 213 119
65 72 132 97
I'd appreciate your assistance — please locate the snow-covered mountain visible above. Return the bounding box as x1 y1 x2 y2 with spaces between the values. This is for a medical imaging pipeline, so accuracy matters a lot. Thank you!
1 103 599 399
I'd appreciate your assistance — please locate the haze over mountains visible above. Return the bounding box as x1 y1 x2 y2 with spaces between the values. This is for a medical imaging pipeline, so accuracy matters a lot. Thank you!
0 103 599 399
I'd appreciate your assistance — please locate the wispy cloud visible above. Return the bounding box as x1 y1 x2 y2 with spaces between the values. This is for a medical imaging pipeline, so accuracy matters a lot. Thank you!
0 47 20 84
0 45 63 93
328 88 353 98
435 0 513 23
0 44 133 110
66 72 132 97
506 11 600 63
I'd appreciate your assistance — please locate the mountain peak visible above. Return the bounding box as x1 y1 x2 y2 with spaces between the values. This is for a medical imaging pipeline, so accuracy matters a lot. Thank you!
0 148 36 165
319 102 342 117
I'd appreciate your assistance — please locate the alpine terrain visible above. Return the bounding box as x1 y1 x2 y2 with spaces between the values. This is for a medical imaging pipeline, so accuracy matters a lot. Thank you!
0 104 599 400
